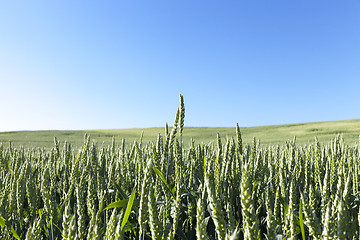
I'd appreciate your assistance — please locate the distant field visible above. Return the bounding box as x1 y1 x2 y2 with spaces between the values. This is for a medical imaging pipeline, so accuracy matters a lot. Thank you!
1 119 360 149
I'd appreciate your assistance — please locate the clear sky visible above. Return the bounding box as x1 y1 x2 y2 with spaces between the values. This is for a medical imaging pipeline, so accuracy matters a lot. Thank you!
1 1 359 131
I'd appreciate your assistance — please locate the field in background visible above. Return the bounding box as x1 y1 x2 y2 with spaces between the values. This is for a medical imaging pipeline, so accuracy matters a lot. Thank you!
1 118 360 149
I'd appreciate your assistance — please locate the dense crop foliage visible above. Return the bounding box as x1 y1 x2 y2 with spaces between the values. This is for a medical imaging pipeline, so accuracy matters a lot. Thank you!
1 95 360 239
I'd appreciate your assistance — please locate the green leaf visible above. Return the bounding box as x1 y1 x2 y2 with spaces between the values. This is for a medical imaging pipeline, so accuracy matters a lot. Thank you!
121 188 136 231
299 201 305 240
105 199 128 210
171 186 176 196
110 179 129 200
37 208 44 218
0 216 5 228
0 216 20 240
9 225 20 240
104 199 140 211
99 193 107 212
153 167 176 200
204 155 207 172
122 223 137 232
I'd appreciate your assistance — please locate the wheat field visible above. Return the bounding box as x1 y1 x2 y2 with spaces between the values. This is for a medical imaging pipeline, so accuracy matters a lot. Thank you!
1 95 360 239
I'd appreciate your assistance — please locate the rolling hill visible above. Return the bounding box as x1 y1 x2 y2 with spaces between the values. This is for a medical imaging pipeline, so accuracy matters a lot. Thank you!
1 119 360 149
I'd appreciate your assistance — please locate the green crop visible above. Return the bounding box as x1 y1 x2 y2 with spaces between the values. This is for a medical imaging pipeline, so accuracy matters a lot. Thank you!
1 95 360 239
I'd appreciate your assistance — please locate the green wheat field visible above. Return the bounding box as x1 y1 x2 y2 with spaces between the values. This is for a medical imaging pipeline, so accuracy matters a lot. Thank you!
1 118 360 149
1 95 360 239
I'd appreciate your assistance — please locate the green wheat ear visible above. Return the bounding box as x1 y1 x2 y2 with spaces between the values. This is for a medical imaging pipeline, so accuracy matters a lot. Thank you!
236 123 243 155
196 183 208 240
205 170 228 240
179 94 185 136
240 162 261 240
167 106 180 154
148 181 163 239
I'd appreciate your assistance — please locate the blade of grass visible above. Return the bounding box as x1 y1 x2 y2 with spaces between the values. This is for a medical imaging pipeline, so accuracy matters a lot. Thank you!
153 166 176 200
99 193 107 212
0 216 20 240
104 199 140 211
299 201 305 240
110 179 129 200
121 188 136 231
105 199 128 211
0 216 5 227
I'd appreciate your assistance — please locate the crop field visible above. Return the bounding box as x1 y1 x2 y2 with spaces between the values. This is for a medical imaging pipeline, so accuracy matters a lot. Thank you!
1 95 360 239
1 118 360 150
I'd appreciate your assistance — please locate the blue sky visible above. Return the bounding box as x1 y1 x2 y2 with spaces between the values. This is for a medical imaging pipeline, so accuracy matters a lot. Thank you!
1 1 359 131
